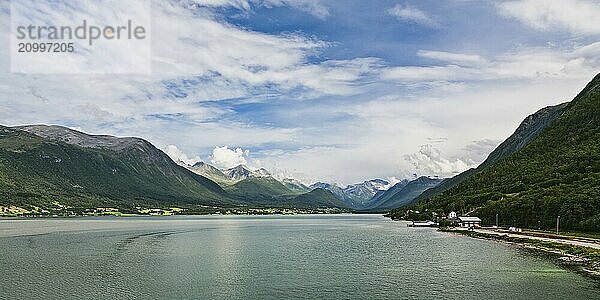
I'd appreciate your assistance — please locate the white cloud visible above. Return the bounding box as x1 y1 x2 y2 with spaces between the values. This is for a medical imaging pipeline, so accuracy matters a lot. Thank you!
2 0 599 187
163 145 201 165
463 139 501 164
263 0 329 19
417 50 486 66
189 0 251 10
387 4 437 27
0 0 378 156
404 145 473 177
188 0 329 19
210 146 249 169
1 0 372 110
497 0 600 35
148 2 379 96
385 176 402 188
382 43 600 82
382 65 474 81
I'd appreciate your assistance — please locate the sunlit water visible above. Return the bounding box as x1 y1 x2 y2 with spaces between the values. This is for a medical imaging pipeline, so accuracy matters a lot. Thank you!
0 214 598 299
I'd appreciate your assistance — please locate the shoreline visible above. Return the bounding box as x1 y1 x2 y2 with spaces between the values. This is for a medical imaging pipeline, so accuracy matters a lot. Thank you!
442 228 600 281
0 206 351 218
0 211 363 220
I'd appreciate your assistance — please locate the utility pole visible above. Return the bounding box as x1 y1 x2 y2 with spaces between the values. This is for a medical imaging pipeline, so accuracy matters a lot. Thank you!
496 214 498 228
556 216 560 235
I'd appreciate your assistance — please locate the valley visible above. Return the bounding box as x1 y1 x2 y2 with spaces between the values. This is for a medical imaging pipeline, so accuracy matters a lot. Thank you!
1 74 599 234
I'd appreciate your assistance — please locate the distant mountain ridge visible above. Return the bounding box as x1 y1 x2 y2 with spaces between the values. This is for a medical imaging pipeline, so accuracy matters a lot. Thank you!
185 159 398 209
185 158 423 210
180 160 352 208
0 125 348 211
309 179 392 208
365 177 442 211
184 162 277 184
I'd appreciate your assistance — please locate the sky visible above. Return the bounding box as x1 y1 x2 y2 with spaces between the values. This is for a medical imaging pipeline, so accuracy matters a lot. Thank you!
1 0 599 185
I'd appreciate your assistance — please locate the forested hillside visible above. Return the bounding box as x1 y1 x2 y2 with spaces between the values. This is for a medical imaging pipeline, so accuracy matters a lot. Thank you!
389 74 600 232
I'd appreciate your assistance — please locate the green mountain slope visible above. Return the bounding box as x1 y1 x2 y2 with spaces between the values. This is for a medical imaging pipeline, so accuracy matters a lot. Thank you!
287 188 348 209
225 176 295 201
224 177 347 208
390 74 600 231
0 126 235 210
412 102 568 204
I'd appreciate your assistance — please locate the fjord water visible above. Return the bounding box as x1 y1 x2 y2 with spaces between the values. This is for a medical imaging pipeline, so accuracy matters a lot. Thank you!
0 215 598 299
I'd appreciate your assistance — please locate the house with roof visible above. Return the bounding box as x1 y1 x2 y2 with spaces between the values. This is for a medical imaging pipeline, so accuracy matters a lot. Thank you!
457 216 481 228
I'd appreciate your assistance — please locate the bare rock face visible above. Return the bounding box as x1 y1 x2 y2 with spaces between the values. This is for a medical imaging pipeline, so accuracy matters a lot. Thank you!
309 179 394 209
187 162 230 183
225 165 253 181
17 125 148 151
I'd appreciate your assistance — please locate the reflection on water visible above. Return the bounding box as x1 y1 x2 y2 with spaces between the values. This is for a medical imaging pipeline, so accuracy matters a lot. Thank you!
0 215 598 300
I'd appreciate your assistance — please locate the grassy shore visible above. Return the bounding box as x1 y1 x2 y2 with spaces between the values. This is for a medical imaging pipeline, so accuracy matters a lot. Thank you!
441 228 600 281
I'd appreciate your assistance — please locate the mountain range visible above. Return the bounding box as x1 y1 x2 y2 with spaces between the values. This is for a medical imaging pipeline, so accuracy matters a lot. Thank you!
389 73 600 232
6 74 595 220
185 162 279 185
0 123 442 213
309 179 390 208
0 125 344 211
182 160 439 210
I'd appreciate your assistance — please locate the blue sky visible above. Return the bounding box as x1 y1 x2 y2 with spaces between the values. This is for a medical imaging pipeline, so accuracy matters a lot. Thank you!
1 0 599 185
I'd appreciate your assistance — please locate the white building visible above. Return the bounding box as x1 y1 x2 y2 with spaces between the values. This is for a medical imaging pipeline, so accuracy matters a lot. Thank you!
458 216 481 228
448 211 457 219
408 220 437 227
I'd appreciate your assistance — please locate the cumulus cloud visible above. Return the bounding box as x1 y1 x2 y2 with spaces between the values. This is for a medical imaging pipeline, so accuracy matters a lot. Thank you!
163 145 201 165
404 145 473 177
210 146 249 169
497 0 600 35
387 4 437 27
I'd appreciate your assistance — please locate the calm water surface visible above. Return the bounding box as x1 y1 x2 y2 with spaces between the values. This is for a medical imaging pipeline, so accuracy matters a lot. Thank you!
0 214 598 299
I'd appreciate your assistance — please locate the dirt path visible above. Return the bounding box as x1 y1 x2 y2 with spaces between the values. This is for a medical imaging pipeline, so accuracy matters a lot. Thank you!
470 228 600 250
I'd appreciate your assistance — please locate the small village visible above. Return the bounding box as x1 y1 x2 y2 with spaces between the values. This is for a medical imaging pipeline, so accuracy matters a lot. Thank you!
406 211 483 229
0 203 346 217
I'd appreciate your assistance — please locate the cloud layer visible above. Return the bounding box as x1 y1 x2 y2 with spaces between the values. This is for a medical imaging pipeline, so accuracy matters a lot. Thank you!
188 0 329 19
497 0 600 35
1 0 599 185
